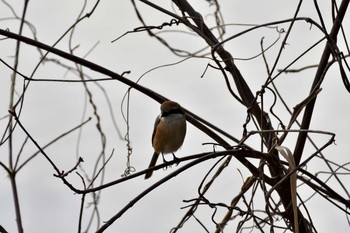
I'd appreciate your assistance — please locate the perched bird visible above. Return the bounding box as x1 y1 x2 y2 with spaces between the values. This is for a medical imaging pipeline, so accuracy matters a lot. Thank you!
144 100 187 179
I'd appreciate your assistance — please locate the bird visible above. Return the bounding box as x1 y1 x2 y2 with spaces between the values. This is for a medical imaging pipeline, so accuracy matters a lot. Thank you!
144 100 187 179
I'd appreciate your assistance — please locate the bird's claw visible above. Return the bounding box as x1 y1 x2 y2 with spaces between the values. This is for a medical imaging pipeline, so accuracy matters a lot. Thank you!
161 153 180 170
172 154 180 165
162 154 171 170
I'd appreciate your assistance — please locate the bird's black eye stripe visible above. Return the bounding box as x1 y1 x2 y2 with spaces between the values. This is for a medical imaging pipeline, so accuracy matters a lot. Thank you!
161 108 184 117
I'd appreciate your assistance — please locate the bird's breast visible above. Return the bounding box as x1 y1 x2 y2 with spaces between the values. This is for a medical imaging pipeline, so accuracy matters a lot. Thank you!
152 114 186 154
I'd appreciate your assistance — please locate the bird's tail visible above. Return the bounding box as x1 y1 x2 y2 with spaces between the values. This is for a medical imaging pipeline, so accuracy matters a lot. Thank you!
144 151 159 179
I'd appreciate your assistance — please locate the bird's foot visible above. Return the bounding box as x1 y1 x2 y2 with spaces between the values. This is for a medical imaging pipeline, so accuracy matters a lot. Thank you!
161 153 180 170
172 153 180 165
162 154 171 170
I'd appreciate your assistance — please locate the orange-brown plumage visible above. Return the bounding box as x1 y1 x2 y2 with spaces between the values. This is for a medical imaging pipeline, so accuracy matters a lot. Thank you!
145 101 186 179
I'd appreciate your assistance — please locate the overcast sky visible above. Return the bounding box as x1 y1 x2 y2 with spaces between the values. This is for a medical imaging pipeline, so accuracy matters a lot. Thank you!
1 1 350 232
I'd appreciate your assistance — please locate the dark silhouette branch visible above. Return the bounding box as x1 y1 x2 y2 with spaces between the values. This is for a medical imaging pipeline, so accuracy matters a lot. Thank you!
293 0 350 166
